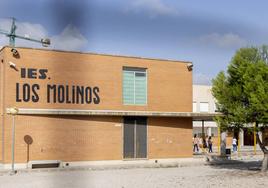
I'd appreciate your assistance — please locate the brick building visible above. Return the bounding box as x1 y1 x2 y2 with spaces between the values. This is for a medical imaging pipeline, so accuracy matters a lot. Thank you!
0 46 206 169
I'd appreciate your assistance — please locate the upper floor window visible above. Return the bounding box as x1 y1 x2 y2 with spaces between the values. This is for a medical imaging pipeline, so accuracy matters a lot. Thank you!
200 102 209 112
123 67 147 105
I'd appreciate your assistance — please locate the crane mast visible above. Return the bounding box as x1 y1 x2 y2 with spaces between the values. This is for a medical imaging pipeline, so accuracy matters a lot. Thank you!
0 18 50 47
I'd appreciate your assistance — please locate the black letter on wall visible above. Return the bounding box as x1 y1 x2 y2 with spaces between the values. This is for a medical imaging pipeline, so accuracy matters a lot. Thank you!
39 69 48 79
47 85 57 103
93 87 100 104
32 84 40 102
23 84 31 102
58 85 65 103
16 83 22 102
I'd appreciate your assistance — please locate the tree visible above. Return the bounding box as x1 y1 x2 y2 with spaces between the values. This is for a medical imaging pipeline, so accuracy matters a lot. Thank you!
212 46 268 172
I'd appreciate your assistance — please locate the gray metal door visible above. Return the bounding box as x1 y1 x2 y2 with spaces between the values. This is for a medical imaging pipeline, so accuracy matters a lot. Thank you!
123 117 147 159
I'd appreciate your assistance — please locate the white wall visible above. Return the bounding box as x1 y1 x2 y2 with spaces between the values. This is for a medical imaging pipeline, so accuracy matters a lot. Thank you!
193 85 216 113
193 84 217 130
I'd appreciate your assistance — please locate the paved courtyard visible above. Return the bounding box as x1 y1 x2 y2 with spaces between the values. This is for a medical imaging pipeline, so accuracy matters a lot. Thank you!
0 162 267 188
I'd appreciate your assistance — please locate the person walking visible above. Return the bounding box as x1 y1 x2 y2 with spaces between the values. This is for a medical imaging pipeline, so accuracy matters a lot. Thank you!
208 136 213 153
205 136 209 152
232 137 237 152
193 134 199 153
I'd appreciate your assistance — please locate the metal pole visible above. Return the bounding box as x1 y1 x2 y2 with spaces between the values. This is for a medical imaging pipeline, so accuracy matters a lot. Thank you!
11 115 16 174
9 18 16 47
201 120 205 152
218 126 221 154
253 122 256 155
202 120 205 139
238 131 240 157
134 121 136 158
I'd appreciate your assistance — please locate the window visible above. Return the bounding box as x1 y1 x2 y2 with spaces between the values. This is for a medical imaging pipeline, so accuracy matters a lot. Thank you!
193 102 197 112
200 102 209 112
123 67 147 105
214 103 218 112
211 127 218 137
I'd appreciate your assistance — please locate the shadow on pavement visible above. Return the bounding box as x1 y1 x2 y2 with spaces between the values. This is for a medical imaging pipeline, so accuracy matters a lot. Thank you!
206 155 263 172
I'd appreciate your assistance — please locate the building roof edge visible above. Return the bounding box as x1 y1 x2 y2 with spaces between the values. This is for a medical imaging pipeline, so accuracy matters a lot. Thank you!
1 46 192 64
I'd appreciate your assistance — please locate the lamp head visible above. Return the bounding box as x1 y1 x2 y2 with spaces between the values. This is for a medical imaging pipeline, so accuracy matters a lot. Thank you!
11 48 18 56
41 38 51 47
9 107 19 115
187 63 193 71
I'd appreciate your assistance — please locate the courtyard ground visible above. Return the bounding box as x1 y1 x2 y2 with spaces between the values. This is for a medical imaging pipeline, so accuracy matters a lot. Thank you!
0 160 267 188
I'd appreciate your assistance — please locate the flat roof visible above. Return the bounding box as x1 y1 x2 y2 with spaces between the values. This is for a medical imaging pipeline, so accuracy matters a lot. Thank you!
0 46 192 64
6 108 222 120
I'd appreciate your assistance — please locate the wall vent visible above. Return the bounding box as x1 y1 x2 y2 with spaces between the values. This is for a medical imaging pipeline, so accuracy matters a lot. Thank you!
28 160 61 169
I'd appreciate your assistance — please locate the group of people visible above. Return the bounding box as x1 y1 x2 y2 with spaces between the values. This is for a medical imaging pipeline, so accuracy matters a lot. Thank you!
193 134 213 153
193 134 239 153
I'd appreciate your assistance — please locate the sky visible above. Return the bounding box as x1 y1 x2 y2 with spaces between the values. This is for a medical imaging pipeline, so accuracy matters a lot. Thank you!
0 0 268 85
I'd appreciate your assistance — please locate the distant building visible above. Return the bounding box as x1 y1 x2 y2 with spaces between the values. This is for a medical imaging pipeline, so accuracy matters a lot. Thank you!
193 85 217 137
193 84 268 148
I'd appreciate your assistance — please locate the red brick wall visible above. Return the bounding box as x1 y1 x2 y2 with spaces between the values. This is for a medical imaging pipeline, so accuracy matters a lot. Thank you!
3 115 122 163
0 47 193 163
149 117 192 158
2 47 192 112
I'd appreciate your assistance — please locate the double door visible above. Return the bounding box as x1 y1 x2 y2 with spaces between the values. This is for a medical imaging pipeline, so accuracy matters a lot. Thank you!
244 128 254 146
123 117 147 159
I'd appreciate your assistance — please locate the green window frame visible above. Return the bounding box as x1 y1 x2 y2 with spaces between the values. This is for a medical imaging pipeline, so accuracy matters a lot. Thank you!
123 67 147 105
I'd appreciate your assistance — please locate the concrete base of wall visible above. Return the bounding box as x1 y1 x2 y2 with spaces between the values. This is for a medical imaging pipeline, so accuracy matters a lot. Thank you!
0 163 28 169
1 158 206 170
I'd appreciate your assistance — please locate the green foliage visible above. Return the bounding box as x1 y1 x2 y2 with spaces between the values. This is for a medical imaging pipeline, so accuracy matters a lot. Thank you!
212 46 268 131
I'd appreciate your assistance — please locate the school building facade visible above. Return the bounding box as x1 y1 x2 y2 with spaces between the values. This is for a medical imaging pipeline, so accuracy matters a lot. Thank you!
0 46 203 168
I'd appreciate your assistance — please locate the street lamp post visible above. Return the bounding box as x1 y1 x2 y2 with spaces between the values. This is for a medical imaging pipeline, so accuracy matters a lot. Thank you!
9 107 19 175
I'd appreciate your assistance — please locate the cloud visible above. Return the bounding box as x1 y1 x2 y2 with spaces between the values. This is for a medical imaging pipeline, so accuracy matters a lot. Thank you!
0 18 87 51
193 73 212 85
50 24 88 51
199 33 247 48
126 0 177 17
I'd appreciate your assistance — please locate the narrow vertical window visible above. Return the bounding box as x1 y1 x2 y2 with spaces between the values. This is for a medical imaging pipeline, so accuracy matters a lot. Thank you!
123 67 147 105
193 102 197 112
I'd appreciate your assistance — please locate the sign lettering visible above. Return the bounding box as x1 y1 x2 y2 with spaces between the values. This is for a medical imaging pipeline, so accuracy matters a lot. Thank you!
16 68 100 104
